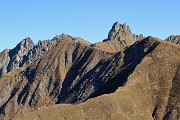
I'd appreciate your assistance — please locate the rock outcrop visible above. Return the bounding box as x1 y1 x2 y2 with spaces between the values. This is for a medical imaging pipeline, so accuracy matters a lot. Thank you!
0 49 10 75
7 37 34 71
165 35 180 45
105 21 144 43
93 21 144 52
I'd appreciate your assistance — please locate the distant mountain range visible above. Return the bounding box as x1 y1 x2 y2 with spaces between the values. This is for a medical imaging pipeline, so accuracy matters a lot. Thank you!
0 22 179 120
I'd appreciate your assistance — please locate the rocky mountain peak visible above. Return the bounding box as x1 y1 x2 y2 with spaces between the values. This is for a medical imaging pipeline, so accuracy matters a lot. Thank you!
0 34 90 76
5 38 35 72
17 37 34 49
103 21 144 44
165 35 180 45
15 37 34 53
107 21 132 41
94 21 145 52
111 21 121 32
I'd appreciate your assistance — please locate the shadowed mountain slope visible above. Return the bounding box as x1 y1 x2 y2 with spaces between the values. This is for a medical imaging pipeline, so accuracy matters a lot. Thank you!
14 37 180 120
0 38 114 119
0 36 179 120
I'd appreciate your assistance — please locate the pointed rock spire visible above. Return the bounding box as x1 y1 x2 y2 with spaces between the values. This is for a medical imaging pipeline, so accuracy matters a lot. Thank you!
107 21 132 41
165 35 180 45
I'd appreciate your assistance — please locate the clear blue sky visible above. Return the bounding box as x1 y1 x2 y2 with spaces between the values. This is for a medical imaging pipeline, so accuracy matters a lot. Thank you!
0 0 180 51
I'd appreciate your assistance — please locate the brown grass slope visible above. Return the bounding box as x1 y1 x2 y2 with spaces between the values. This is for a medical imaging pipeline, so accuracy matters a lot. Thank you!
14 37 180 120
0 37 179 120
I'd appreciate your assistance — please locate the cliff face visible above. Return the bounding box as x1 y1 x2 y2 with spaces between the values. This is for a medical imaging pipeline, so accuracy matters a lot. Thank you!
0 22 179 120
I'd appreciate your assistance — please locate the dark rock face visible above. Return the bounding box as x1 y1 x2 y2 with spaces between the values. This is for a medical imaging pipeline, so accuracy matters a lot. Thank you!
165 35 180 45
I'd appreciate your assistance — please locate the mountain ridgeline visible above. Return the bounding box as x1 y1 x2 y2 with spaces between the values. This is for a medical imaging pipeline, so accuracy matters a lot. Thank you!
0 35 91 76
0 22 179 120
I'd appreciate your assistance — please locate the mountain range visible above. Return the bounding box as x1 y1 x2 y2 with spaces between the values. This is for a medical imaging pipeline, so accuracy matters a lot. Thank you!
0 22 179 120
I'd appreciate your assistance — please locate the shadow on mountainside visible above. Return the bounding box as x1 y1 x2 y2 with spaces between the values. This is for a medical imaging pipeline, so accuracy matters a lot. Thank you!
57 37 160 104
0 66 36 116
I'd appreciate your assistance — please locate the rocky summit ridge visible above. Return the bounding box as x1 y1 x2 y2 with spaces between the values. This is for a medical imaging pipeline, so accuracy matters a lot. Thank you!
0 21 179 120
165 35 180 45
0 34 90 76
93 21 144 52
0 22 141 76
106 21 144 43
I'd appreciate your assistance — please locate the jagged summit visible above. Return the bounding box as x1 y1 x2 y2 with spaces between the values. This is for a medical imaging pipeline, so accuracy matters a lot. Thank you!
104 21 144 43
0 34 86 76
10 37 34 56
165 35 180 45
92 21 144 52
19 37 33 42
107 21 132 40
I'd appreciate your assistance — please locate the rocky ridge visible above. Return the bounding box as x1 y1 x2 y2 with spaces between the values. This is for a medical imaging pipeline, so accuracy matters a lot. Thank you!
165 35 180 45
0 34 90 76
0 22 141 76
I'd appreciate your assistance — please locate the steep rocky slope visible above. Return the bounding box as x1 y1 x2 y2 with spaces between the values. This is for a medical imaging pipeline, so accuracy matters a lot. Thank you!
165 35 180 45
0 36 179 120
